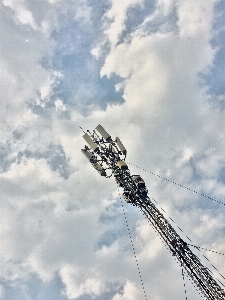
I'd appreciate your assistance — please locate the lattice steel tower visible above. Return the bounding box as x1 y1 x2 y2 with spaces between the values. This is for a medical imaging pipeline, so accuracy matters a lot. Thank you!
81 124 225 300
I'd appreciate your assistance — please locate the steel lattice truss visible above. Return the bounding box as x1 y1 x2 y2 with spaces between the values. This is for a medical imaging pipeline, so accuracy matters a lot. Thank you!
81 124 225 300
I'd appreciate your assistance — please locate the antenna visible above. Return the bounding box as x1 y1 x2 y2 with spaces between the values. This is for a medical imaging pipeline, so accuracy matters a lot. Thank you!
79 126 86 134
81 124 225 300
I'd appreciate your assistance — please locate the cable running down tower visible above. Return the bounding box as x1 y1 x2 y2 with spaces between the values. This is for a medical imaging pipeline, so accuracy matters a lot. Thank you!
81 124 225 300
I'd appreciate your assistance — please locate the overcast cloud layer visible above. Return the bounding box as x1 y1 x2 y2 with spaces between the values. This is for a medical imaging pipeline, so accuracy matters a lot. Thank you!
1 0 225 299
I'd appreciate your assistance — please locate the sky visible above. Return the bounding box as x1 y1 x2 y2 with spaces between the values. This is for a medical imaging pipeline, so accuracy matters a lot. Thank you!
0 0 225 299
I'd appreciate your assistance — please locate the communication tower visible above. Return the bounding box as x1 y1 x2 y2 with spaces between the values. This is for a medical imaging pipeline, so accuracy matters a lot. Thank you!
81 124 225 300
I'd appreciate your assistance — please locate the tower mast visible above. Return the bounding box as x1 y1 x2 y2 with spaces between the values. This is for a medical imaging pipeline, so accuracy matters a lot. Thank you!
81 124 225 299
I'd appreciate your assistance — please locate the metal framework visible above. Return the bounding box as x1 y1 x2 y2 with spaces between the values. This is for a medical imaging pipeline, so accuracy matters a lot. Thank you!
81 124 225 300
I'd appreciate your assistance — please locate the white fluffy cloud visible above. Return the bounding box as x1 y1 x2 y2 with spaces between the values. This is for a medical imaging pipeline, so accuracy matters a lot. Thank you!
1 0 225 299
60 266 105 299
103 0 144 46
111 280 141 300
3 0 37 29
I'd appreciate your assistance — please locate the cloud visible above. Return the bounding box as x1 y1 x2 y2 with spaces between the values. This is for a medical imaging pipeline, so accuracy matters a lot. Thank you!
0 286 5 300
111 280 140 300
2 0 37 29
60 265 104 299
103 0 145 46
1 0 225 299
